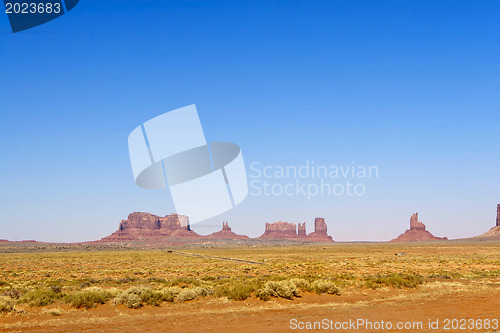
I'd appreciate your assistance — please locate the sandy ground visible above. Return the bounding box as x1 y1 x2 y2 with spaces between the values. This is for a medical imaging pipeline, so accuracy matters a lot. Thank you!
1 282 498 333
0 241 498 332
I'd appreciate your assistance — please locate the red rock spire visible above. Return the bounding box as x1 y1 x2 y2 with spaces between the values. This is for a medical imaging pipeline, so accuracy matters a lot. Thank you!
496 204 500 227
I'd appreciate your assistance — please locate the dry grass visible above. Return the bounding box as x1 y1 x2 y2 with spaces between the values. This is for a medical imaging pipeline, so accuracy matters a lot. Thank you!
41 307 64 316
311 280 341 295
63 287 114 309
20 288 62 307
258 280 301 300
113 286 164 308
0 296 14 313
0 241 498 312
364 273 424 289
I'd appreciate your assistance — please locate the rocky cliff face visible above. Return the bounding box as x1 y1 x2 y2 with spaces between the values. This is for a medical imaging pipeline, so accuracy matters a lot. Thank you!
205 222 249 240
101 212 199 242
391 213 447 242
260 218 333 242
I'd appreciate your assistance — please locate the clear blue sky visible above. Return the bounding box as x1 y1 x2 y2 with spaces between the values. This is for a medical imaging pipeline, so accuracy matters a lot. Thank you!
1 0 499 242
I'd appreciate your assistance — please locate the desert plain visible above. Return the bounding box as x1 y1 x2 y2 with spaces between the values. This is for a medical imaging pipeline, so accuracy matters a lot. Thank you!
0 240 499 332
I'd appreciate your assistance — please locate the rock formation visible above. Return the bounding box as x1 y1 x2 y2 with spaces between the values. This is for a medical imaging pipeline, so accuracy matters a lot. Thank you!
260 221 298 239
297 223 306 237
497 204 500 227
475 204 500 239
409 213 425 230
306 218 334 242
205 222 249 240
259 218 333 242
391 213 448 242
101 212 334 243
101 212 200 242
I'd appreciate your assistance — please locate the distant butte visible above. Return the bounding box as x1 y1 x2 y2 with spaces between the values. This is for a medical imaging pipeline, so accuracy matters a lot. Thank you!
306 218 334 242
99 212 336 243
100 212 200 242
259 218 334 242
99 213 333 243
475 204 500 239
390 213 448 242
100 214 253 242
260 221 298 239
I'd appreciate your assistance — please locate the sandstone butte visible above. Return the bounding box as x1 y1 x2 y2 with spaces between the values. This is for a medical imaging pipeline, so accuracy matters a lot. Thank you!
475 204 500 239
100 212 200 242
390 213 448 242
259 218 334 242
100 212 333 242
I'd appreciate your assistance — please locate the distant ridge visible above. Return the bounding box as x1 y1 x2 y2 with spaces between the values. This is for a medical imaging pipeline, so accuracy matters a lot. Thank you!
98 212 334 243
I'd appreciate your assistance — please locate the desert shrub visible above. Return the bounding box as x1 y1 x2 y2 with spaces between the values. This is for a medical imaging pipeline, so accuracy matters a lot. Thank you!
162 286 183 302
176 288 199 302
114 293 142 309
143 290 164 306
214 284 253 301
201 276 216 282
166 277 202 287
311 280 340 295
147 277 167 284
20 288 62 307
42 307 62 316
258 280 300 300
79 281 92 289
113 286 165 308
289 278 311 292
63 287 112 309
116 277 136 284
50 285 62 294
0 296 14 313
2 288 22 300
256 289 271 301
365 274 423 289
79 278 98 289
176 287 209 302
335 273 356 280
106 288 122 298
130 286 164 306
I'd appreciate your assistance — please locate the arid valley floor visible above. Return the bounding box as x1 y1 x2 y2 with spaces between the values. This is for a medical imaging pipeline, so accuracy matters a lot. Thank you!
0 240 499 332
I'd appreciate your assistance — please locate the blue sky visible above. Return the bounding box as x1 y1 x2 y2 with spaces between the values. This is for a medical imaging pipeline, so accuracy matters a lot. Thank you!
0 0 499 242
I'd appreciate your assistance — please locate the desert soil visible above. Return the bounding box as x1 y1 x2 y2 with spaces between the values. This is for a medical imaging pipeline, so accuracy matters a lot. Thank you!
0 240 498 332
